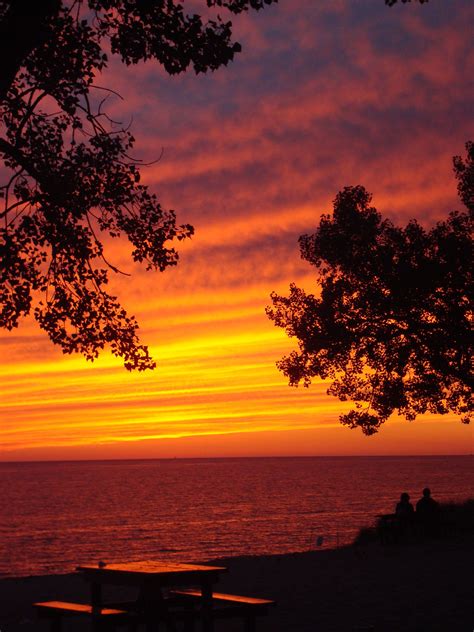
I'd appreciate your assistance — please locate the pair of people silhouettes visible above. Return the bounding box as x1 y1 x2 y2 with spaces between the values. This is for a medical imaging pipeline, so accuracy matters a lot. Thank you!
395 488 440 537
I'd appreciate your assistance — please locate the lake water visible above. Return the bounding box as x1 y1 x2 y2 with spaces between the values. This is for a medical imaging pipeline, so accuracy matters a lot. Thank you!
1 455 472 578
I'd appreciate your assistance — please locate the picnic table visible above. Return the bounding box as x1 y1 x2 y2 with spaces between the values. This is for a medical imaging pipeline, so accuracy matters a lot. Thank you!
78 560 225 631
34 559 275 632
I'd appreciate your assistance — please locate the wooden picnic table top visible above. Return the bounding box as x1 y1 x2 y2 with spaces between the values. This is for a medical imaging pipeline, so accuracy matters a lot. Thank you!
77 560 227 585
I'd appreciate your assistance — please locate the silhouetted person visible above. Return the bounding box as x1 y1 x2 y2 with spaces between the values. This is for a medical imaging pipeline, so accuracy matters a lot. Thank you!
416 487 440 537
396 492 414 519
395 492 414 541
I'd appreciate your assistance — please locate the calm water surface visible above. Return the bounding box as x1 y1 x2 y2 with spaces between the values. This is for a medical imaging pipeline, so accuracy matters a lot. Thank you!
1 456 472 577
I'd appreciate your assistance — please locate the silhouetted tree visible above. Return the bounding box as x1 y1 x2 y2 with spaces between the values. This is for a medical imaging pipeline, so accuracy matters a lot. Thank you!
267 143 473 434
0 0 431 370
0 0 278 370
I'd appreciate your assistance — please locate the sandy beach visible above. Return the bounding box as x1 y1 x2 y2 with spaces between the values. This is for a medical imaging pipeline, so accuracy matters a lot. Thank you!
1 535 472 632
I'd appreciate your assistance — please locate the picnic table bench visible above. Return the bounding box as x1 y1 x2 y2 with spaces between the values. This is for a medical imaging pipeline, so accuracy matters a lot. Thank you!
171 589 275 632
34 600 136 631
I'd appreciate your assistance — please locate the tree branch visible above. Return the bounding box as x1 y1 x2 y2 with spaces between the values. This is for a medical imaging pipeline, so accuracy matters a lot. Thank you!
0 137 45 187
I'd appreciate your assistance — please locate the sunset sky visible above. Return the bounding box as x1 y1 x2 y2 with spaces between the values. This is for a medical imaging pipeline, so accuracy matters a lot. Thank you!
1 0 473 461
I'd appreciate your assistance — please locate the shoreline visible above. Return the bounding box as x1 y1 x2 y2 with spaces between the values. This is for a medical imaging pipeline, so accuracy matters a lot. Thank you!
1 536 473 631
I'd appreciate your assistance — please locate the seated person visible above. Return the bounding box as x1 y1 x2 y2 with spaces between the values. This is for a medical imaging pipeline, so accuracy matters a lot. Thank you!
394 492 415 541
396 492 414 519
416 487 440 535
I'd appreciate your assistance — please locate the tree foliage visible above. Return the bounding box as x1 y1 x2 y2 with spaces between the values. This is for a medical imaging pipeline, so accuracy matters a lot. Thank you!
267 143 473 434
0 0 277 370
0 0 431 370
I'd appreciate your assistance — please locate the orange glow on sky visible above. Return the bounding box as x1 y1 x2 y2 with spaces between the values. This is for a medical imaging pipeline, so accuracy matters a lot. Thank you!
1 1 473 460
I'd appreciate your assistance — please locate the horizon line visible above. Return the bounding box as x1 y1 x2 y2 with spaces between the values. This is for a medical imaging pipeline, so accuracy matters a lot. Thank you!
0 453 472 465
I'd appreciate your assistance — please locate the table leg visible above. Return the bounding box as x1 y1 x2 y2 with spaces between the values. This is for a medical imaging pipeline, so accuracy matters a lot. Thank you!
91 582 102 609
200 580 214 632
51 617 62 632
245 615 256 632
139 583 177 632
